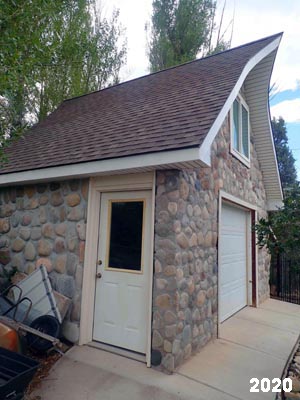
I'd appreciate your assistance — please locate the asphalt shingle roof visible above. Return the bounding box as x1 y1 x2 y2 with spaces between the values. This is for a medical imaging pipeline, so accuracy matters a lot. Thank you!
0 33 281 175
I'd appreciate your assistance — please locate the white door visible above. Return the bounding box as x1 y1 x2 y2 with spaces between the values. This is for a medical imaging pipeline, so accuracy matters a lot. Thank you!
219 203 249 322
93 190 152 354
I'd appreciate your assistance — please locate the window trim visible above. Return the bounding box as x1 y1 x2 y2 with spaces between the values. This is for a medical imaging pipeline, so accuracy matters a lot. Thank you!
230 95 250 168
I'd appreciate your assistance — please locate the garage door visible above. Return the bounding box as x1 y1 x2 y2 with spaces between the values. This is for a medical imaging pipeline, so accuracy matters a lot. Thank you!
220 203 249 322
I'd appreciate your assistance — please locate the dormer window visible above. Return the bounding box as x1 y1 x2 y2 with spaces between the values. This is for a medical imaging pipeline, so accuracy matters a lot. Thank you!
231 96 250 166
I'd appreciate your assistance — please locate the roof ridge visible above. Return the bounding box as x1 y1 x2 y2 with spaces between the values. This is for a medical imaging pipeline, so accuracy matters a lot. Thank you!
62 32 283 104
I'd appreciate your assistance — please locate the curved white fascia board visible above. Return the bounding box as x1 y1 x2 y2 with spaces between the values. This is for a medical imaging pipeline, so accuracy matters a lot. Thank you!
267 199 283 211
0 147 201 186
198 36 281 166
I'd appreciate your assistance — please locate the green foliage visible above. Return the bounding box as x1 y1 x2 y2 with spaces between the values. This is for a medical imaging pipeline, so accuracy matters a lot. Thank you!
148 0 230 72
0 0 127 157
271 116 297 189
255 185 300 265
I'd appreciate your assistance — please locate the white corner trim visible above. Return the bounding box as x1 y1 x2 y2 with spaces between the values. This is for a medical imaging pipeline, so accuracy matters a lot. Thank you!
0 147 200 186
267 199 283 211
198 37 281 166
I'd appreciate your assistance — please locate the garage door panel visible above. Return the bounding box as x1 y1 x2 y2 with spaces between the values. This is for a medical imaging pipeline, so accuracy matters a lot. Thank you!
220 203 249 322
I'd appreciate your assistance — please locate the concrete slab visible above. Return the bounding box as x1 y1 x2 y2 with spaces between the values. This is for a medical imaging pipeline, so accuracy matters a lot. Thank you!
30 345 236 400
29 299 300 400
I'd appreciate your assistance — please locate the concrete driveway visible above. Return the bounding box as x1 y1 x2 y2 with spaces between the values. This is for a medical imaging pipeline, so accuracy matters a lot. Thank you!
30 299 300 400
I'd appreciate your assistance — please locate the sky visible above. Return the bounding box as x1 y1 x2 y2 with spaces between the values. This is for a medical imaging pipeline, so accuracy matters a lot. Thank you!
103 0 300 177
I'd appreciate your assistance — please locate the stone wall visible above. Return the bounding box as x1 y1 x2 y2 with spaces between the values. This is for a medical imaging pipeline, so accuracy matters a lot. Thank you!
0 179 89 342
152 114 269 372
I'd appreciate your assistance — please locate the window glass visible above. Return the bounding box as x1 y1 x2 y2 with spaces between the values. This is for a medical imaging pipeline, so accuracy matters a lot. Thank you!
241 105 249 157
232 97 250 162
107 200 144 271
233 100 240 151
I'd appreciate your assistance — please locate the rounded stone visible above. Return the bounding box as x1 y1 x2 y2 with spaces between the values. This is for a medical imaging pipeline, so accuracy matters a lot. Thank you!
189 233 198 247
193 205 201 216
24 242 36 261
25 186 36 198
164 311 177 324
76 222 86 240
156 278 168 290
67 206 84 221
155 260 162 274
0 249 11 265
167 202 177 216
165 324 177 339
0 219 10 234
164 265 176 277
38 239 53 256
22 214 32 226
39 195 49 205
55 223 67 237
25 262 36 274
187 204 193 217
67 237 79 253
81 181 89 200
152 330 163 348
19 227 31 241
36 257 53 272
31 227 42 240
25 198 39 210
176 232 189 249
79 241 85 262
180 292 189 309
54 237 66 253
162 354 175 373
11 254 24 270
172 339 181 355
164 340 172 353
42 223 55 239
155 294 171 309
179 179 189 200
196 290 206 307
66 193 81 207
55 254 67 273
204 231 213 247
50 192 64 206
182 325 191 346
12 238 25 252
39 207 47 224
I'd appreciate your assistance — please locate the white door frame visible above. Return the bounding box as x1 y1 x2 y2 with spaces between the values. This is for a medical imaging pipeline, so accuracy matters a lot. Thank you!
79 172 156 367
218 191 258 332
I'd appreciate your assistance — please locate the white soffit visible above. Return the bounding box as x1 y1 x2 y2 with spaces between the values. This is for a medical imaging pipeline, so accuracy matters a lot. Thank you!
0 147 203 186
198 36 283 209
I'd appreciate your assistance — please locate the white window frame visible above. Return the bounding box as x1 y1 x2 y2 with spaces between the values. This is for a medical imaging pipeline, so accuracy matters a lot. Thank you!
230 95 250 167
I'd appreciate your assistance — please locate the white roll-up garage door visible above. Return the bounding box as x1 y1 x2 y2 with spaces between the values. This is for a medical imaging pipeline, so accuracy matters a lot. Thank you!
219 202 249 322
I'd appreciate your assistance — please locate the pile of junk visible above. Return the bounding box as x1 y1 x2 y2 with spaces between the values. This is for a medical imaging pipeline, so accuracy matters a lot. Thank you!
0 265 71 400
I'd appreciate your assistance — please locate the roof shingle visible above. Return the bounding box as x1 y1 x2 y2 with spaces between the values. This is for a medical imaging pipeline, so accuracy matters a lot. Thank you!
0 33 281 175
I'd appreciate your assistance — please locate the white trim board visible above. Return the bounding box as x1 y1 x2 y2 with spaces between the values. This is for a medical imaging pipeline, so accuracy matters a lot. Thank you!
198 36 281 166
79 172 155 368
0 148 202 187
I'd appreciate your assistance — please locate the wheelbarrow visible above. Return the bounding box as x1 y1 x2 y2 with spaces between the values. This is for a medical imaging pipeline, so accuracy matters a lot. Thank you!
0 285 62 353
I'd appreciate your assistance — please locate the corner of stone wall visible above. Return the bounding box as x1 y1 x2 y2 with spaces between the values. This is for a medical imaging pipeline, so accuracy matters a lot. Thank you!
152 170 218 373
0 179 89 342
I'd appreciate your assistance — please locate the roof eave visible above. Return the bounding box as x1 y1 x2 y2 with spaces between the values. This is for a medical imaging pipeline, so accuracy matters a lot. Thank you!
0 147 204 187
198 34 283 210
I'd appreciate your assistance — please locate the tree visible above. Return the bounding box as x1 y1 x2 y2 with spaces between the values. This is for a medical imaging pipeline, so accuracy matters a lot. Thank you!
271 116 297 189
0 0 126 156
148 0 231 72
255 185 300 266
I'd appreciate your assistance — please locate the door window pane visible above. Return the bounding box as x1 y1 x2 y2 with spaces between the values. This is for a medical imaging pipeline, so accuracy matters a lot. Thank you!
107 200 144 271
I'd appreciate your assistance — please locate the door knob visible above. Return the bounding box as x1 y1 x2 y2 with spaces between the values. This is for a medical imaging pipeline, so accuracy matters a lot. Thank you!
96 272 102 279
97 260 102 265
